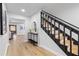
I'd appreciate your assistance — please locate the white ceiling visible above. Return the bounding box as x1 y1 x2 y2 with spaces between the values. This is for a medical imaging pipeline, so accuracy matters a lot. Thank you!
6 3 65 17
6 3 45 17
6 3 79 17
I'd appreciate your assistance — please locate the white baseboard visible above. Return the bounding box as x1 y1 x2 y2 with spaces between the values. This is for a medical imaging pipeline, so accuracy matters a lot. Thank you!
4 43 10 56
38 44 63 56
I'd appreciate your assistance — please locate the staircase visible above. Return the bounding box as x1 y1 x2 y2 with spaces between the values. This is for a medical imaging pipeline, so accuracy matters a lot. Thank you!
41 10 79 56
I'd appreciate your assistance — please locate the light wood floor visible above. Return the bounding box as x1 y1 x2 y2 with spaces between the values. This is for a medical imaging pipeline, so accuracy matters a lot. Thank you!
6 35 56 56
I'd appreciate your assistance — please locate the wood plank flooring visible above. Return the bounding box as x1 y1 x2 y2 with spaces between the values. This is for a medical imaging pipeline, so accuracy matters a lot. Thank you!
6 35 56 56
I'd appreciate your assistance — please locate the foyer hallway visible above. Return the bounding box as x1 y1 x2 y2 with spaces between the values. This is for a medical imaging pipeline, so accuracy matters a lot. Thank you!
6 35 55 56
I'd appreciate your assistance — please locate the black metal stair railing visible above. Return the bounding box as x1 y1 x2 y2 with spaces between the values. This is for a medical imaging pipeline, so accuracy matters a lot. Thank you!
41 10 79 56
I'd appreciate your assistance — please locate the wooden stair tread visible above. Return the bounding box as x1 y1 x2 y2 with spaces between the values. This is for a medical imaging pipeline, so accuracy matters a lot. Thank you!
72 44 78 55
72 47 78 55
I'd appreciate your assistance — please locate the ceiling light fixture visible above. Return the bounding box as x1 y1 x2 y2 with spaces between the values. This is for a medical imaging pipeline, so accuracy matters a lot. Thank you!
21 9 25 12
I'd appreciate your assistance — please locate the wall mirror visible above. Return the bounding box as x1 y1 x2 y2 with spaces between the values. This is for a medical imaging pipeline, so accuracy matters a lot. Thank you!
33 21 37 32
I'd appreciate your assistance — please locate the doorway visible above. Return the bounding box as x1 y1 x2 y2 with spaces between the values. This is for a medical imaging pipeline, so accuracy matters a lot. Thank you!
9 25 17 40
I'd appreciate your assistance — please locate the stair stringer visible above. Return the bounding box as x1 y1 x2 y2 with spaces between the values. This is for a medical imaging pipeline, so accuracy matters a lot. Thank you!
38 28 67 56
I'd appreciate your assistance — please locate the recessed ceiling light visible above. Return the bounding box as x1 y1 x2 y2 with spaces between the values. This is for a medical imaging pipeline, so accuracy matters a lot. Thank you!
21 9 25 12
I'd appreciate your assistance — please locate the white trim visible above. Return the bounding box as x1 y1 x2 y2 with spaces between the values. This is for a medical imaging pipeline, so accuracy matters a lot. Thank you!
4 43 10 56
38 44 66 56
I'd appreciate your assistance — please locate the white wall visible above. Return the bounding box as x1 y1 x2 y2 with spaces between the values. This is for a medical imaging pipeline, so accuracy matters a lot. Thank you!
24 17 31 41
30 11 66 56
0 3 9 56
43 4 79 28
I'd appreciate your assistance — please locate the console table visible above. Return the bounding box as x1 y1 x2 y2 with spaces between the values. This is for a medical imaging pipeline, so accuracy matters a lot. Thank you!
28 32 38 45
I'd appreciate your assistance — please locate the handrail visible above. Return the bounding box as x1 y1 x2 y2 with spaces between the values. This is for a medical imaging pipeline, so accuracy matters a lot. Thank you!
42 10 79 31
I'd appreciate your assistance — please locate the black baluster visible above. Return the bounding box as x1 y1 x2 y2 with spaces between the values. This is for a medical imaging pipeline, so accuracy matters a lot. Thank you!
78 34 79 56
45 20 46 31
50 19 52 34
42 18 43 28
47 16 49 34
58 23 60 43
43 19 45 30
47 15 49 31
63 26 65 46
63 26 66 52
54 20 56 38
41 13 43 28
41 12 42 28
42 13 44 29
70 30 72 54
